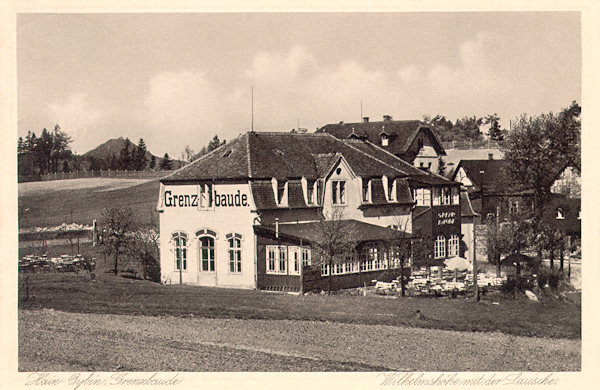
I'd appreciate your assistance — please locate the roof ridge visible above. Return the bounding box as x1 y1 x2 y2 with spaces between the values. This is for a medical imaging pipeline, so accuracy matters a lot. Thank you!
245 132 252 178
161 134 242 180
335 136 412 177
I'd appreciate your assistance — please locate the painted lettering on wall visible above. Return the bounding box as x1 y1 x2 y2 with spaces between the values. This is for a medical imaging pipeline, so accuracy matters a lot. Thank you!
164 189 248 208
437 211 456 226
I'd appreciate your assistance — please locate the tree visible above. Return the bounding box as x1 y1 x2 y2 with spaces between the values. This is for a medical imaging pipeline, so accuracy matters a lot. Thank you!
312 209 357 295
484 113 506 141
183 145 196 162
160 153 172 170
50 124 73 173
487 213 532 276
133 138 148 171
437 157 447 176
100 207 136 275
453 116 484 142
503 102 581 221
149 155 156 170
207 135 226 152
389 219 414 297
119 138 133 170
129 228 161 282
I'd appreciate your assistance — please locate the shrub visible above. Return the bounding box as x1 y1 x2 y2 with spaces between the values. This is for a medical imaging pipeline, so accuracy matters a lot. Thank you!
500 277 534 295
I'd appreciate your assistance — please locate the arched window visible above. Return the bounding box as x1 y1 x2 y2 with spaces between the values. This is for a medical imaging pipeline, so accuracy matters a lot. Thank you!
172 232 188 271
227 233 242 273
199 236 215 272
434 235 446 259
556 207 565 220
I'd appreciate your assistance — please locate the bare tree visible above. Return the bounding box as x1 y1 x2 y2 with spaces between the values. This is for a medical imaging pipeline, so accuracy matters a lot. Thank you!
100 207 136 275
389 218 414 297
312 209 357 295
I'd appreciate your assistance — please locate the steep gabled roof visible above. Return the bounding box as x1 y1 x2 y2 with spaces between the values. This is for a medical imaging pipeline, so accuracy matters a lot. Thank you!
452 159 530 195
162 131 454 185
317 120 446 156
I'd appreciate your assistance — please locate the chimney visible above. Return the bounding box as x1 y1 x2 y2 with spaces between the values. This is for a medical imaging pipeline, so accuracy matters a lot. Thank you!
363 117 369 123
275 218 279 238
488 153 494 160
383 115 392 122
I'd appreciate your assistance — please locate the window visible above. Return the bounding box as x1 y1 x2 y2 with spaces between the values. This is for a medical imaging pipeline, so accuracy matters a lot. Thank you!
321 263 330 276
387 179 396 201
200 183 213 208
442 188 452 205
332 180 346 205
306 180 315 205
277 180 286 205
432 188 441 206
362 178 371 203
199 236 215 272
333 263 344 275
509 199 520 214
556 208 565 220
434 235 446 259
389 245 401 269
289 246 300 275
413 188 431 206
362 243 379 271
448 235 460 257
452 187 460 205
381 135 389 147
227 234 242 273
267 246 277 273
172 232 188 271
301 248 311 266
278 246 287 274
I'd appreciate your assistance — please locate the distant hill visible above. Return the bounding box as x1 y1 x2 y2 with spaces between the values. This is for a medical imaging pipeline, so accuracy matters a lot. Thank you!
83 137 155 161
82 137 185 169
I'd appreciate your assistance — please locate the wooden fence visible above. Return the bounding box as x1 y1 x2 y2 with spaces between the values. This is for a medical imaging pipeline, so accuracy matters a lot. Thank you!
18 170 172 183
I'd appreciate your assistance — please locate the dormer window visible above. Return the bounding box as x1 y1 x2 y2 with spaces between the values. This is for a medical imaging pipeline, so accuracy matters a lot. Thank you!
556 207 565 220
387 178 397 202
272 178 288 207
362 178 371 203
306 179 316 205
381 134 389 147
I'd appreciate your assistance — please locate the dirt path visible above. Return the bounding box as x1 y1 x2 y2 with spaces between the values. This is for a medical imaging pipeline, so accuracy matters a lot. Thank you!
19 309 580 372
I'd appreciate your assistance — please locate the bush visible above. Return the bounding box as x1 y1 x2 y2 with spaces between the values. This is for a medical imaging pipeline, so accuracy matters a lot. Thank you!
536 273 548 289
500 277 534 295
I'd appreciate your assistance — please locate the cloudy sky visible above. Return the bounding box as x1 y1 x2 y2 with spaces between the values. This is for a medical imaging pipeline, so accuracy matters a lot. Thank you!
17 12 580 157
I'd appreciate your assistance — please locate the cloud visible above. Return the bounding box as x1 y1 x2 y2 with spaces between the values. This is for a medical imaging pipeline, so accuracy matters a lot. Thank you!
139 38 512 155
46 93 102 153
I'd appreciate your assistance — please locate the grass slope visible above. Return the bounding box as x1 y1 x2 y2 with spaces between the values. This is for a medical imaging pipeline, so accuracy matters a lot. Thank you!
19 179 161 228
19 273 581 340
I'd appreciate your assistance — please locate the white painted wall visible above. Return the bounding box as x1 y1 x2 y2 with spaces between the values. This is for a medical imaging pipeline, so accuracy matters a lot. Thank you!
321 159 412 232
158 183 256 288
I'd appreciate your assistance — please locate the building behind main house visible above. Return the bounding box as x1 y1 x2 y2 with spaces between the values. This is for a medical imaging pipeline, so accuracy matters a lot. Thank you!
157 131 463 291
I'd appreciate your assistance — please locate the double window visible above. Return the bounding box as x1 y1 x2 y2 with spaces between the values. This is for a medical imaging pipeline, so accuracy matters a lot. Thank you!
172 232 188 271
331 180 346 205
434 235 446 259
448 235 460 257
199 236 215 272
413 188 431 206
267 245 311 275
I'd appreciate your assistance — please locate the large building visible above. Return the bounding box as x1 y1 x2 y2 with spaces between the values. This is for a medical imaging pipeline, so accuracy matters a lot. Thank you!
157 131 462 291
317 116 446 173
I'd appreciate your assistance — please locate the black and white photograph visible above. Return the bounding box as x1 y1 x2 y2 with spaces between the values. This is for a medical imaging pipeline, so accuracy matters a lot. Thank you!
2 2 599 388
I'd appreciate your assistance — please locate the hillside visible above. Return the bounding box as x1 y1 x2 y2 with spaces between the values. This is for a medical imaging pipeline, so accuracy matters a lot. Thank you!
83 137 156 161
18 178 161 229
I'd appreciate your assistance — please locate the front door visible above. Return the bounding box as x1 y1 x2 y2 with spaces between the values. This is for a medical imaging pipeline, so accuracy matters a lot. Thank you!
198 236 217 286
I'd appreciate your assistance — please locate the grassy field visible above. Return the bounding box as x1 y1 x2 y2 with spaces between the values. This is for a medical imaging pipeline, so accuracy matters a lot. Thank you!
18 178 161 228
19 309 580 371
19 272 581 339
